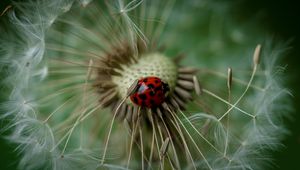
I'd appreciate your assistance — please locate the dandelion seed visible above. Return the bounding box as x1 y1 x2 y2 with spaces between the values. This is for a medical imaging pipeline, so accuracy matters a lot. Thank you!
0 0 291 170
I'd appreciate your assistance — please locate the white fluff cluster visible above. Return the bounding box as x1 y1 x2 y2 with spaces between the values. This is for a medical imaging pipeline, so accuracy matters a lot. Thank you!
0 0 291 170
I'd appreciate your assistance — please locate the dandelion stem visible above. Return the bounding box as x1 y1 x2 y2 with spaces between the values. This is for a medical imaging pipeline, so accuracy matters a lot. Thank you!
156 119 165 169
199 69 264 91
82 59 94 110
155 118 176 170
122 0 144 13
148 113 163 170
178 109 223 155
49 57 109 69
170 108 212 170
53 100 98 131
147 124 155 170
139 126 145 170
218 45 261 121
165 107 197 170
218 65 257 121
152 0 175 43
126 120 136 169
224 68 232 156
202 89 254 119
25 84 86 104
80 59 94 148
158 114 180 169
47 45 101 59
100 97 128 165
79 103 102 122
43 95 76 123
0 5 12 16
61 103 103 155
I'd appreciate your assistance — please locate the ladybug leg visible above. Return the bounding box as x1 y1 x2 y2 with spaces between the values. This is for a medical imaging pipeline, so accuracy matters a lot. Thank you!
162 82 170 97
162 82 170 93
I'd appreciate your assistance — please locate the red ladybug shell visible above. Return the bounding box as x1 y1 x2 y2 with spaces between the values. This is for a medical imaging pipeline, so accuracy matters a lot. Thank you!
130 76 169 108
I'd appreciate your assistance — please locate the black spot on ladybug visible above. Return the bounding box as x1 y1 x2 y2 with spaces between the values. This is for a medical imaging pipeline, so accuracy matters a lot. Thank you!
129 76 169 108
139 93 147 100
147 83 154 89
133 96 139 104
149 90 155 96
155 86 162 91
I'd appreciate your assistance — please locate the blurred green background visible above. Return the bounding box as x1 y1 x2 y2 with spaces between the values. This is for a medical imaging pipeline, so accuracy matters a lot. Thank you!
0 0 299 169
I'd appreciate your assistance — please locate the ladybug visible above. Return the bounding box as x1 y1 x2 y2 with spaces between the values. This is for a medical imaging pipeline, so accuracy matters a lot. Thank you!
130 76 170 108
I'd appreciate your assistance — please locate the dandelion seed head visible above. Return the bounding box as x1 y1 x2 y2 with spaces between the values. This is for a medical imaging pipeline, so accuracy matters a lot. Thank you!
0 0 292 170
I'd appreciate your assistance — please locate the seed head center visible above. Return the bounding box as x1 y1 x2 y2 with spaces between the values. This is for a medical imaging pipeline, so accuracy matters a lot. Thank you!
112 53 177 101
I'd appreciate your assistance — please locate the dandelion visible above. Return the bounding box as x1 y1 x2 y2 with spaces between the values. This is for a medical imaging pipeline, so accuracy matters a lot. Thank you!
0 0 291 170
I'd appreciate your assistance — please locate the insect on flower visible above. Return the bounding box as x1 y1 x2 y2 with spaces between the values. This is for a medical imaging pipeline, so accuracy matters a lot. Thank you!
0 0 291 170
129 77 170 108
